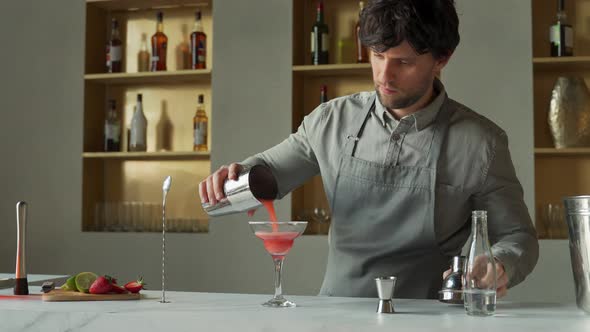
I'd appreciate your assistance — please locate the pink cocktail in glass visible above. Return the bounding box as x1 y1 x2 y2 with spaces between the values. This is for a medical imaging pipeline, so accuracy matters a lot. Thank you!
249 221 307 307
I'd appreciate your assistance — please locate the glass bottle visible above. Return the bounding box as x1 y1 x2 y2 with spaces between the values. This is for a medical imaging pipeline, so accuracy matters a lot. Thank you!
129 94 147 152
190 10 207 69
355 1 368 63
550 0 573 57
320 85 328 103
464 210 497 316
311 0 329 65
151 11 168 71
138 33 150 72
107 18 122 73
104 99 121 152
193 94 208 151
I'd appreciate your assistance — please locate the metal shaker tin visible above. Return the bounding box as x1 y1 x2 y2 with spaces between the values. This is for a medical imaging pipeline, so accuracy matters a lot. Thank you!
201 165 278 217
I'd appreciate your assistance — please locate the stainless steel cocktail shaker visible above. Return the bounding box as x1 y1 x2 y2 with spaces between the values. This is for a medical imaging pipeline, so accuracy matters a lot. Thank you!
439 255 465 304
563 195 590 314
202 165 278 217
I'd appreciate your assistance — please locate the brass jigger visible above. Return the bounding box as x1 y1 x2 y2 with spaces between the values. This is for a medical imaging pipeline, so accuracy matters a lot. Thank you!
375 276 396 313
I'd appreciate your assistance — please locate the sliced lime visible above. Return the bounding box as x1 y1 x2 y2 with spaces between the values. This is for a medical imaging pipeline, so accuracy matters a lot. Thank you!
75 272 98 293
61 276 78 292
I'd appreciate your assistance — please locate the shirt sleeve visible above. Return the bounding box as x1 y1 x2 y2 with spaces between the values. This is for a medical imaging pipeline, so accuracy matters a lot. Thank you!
239 105 324 199
472 131 539 289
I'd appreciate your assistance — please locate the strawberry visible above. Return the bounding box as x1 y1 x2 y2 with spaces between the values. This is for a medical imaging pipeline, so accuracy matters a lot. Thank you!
111 284 128 294
124 277 146 293
89 275 114 294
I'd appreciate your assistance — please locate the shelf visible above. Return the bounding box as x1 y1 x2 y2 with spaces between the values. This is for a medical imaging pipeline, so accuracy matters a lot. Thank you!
535 148 590 156
84 69 212 85
87 0 210 12
533 56 590 71
82 151 210 160
293 63 371 77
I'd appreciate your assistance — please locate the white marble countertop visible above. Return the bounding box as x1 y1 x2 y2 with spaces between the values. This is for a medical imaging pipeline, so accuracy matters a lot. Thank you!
0 289 588 332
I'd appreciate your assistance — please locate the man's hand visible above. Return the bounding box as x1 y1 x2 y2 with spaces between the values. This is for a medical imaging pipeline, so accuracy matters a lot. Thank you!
199 163 243 205
442 257 508 298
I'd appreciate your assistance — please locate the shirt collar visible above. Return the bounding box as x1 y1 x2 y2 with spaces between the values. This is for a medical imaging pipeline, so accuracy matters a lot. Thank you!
374 78 447 131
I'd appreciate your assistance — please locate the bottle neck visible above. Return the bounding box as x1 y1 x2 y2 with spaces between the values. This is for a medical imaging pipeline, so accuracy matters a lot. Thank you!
556 11 567 24
193 15 203 32
111 28 119 40
316 3 324 23
157 22 164 33
471 211 489 244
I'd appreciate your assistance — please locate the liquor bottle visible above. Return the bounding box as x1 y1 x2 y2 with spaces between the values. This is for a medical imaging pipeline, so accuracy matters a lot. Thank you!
138 33 150 72
320 85 328 103
104 100 121 152
193 94 208 151
550 0 573 57
106 18 122 73
151 11 168 71
464 210 497 316
355 1 369 63
190 10 207 69
129 94 147 152
311 0 329 65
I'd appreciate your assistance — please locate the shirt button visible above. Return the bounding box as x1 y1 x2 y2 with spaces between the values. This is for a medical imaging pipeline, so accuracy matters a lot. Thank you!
392 134 401 141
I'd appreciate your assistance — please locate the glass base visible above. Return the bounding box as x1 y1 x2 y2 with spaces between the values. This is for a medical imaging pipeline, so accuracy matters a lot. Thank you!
262 296 296 308
466 310 495 317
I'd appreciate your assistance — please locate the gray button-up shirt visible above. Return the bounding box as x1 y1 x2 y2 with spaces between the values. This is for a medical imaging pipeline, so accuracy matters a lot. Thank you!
242 80 539 289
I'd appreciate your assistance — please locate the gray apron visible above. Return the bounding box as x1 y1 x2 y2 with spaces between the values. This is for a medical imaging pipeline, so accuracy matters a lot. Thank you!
319 95 453 299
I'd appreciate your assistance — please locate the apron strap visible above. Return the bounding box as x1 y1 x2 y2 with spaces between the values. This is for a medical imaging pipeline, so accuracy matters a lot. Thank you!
344 95 376 157
426 96 453 169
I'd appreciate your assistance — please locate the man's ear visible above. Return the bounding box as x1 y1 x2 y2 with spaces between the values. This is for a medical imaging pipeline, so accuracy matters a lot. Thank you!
434 52 452 72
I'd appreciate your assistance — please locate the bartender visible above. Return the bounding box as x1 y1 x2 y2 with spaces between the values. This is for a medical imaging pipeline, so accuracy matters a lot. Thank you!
199 0 539 299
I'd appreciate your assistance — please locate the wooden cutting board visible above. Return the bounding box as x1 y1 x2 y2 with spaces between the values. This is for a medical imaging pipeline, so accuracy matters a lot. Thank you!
42 289 141 302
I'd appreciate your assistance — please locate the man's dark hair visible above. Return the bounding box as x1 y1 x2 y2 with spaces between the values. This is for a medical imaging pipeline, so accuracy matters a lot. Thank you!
359 0 460 59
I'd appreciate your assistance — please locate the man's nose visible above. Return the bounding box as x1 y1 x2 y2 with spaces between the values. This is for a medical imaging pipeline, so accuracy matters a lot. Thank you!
376 60 399 84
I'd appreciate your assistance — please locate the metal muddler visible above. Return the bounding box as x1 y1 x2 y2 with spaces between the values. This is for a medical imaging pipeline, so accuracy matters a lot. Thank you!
375 276 396 313
201 165 278 217
14 201 29 295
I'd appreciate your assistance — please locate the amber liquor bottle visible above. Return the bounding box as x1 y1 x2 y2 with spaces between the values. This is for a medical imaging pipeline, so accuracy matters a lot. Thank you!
106 19 122 73
151 11 168 71
550 0 573 57
355 1 368 63
190 10 207 69
193 94 208 151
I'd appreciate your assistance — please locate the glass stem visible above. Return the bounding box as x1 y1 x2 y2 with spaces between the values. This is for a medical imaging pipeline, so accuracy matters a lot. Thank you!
272 256 284 299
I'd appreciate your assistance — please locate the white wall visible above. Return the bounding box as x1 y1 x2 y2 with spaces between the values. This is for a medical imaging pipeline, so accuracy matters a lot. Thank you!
0 0 328 296
0 0 577 304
